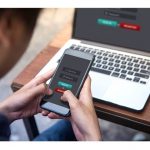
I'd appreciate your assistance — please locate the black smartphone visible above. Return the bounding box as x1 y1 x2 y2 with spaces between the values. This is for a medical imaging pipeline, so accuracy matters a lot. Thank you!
40 49 95 116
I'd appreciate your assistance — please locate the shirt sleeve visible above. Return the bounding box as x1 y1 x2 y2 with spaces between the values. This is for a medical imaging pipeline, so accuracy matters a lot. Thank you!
0 113 10 141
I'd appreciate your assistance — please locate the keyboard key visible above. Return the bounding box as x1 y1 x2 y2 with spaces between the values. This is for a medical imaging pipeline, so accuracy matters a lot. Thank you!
96 64 101 68
134 64 140 67
96 60 101 63
147 62 150 66
97 56 102 59
148 66 150 70
70 44 76 49
133 68 139 72
141 65 146 69
91 51 96 54
91 67 111 75
120 74 126 79
115 68 120 72
114 64 120 67
97 52 102 55
74 46 81 50
140 60 145 64
131 56 136 59
102 65 108 69
127 58 132 61
121 70 127 74
109 58 114 62
128 71 134 75
134 73 149 79
121 57 126 60
80 48 85 52
127 67 133 70
121 61 127 65
103 53 108 56
85 49 90 53
108 54 114 57
128 62 133 66
81 48 87 52
102 61 107 64
115 60 120 63
140 69 150 75
108 62 113 66
126 77 132 81
108 67 114 70
114 55 120 59
120 65 126 69
140 81 146 84
111 72 120 77
133 77 140 82
133 59 139 63
103 57 108 60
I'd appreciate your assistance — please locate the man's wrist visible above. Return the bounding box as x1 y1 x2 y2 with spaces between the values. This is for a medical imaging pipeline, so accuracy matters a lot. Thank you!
84 133 102 141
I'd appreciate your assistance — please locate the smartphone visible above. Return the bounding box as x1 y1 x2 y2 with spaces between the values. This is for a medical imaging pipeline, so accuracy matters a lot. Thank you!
40 49 95 116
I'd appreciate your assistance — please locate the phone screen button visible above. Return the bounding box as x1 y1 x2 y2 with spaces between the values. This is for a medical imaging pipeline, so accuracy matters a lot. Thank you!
55 88 66 94
58 81 72 90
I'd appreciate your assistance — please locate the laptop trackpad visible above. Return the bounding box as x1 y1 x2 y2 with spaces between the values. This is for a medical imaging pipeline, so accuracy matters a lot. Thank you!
103 80 129 103
102 79 148 110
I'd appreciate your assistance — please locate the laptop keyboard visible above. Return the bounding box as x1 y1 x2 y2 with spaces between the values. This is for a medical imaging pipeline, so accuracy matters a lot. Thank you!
58 44 150 85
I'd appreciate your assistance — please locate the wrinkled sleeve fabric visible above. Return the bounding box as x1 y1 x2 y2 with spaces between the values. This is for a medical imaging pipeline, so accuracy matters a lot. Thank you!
0 113 10 141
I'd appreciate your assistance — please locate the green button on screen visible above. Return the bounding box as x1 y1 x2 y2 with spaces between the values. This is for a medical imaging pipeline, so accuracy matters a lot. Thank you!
97 18 118 27
58 81 72 90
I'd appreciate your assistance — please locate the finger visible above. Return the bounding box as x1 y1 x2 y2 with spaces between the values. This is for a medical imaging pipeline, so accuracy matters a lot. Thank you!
23 84 53 103
48 112 61 119
61 90 78 110
80 76 92 99
37 107 43 113
21 69 55 90
80 76 91 95
41 110 50 116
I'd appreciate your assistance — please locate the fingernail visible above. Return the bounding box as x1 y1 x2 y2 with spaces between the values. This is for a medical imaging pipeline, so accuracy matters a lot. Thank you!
44 83 48 88
48 89 53 95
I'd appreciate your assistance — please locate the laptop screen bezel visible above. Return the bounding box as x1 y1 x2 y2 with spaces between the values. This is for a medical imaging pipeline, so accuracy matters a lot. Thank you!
72 8 79 39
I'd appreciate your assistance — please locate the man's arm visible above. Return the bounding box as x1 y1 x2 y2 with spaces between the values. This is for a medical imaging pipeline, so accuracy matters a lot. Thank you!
0 113 10 141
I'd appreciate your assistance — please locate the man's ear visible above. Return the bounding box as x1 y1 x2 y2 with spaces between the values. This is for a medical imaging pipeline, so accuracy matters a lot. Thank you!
0 11 14 49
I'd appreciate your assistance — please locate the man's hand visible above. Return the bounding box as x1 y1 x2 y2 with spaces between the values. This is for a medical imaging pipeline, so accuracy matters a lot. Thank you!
0 70 54 123
43 76 102 141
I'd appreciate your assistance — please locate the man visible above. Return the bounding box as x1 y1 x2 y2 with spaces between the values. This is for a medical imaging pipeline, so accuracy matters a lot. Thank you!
0 9 101 141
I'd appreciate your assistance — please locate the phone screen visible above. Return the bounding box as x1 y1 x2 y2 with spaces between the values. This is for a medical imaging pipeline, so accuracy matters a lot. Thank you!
45 53 92 108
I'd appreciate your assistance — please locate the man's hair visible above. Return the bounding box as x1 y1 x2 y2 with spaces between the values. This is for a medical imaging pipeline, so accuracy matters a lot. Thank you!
0 8 41 31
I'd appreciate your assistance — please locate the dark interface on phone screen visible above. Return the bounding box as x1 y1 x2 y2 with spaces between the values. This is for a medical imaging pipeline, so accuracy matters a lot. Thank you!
45 54 90 108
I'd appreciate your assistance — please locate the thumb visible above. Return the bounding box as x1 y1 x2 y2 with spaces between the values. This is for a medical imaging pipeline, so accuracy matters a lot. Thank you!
61 90 78 110
80 76 92 98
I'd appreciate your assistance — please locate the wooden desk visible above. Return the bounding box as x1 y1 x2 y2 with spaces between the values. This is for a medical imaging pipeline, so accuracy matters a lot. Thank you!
11 23 150 140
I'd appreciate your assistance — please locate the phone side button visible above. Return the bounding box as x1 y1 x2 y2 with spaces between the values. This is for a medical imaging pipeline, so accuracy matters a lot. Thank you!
55 88 66 94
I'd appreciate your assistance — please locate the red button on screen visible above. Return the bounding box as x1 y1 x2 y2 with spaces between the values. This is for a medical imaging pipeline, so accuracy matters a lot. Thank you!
120 22 140 31
55 88 66 94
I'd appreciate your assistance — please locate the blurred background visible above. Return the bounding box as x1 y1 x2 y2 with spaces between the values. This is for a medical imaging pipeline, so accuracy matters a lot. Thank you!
0 8 149 141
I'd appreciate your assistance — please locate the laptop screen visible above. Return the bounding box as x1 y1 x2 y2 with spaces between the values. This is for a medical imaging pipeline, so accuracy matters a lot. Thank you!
73 8 150 53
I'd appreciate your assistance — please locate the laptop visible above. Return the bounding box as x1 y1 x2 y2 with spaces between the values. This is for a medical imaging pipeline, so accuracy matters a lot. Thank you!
38 8 150 111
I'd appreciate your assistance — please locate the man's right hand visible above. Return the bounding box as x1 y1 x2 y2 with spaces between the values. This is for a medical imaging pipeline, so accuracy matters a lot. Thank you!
42 76 102 141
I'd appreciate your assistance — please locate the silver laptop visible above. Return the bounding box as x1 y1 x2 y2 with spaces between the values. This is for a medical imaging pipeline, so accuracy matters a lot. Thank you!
39 8 150 111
